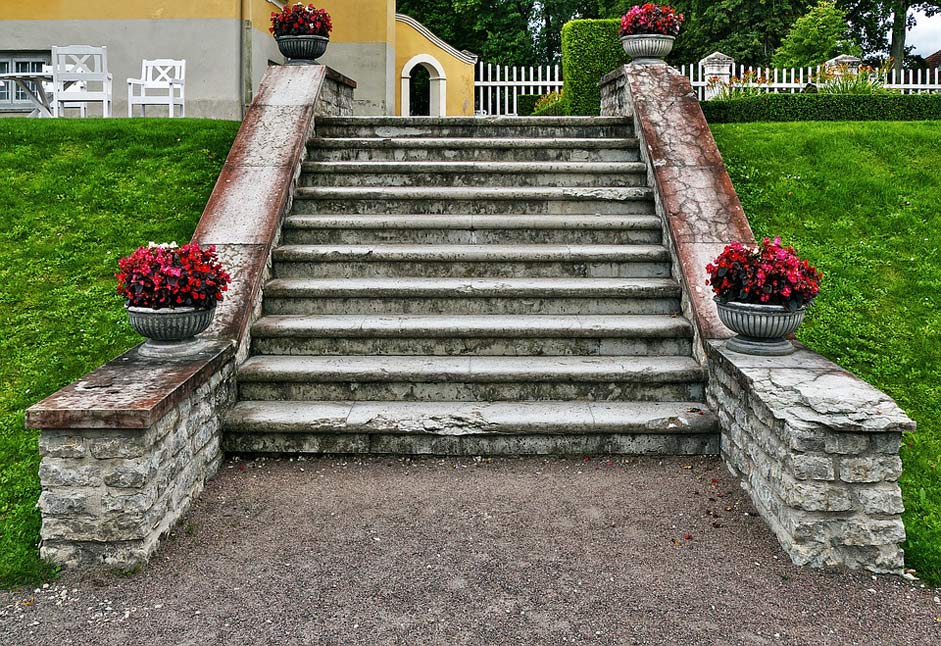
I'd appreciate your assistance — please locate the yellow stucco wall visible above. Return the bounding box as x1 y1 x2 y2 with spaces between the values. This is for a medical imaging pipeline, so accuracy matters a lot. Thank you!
394 18 475 116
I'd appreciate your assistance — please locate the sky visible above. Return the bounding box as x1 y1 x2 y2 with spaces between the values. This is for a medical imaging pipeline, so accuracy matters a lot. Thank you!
909 10 941 56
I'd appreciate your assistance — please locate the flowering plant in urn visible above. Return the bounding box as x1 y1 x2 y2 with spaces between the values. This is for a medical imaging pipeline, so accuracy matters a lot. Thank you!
270 3 333 37
619 4 684 63
117 242 230 357
270 3 332 61
706 237 822 356
619 4 684 37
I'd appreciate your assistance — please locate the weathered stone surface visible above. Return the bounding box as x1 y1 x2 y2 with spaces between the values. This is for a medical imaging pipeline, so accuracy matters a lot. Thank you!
705 340 913 574
840 456 903 483
789 454 835 481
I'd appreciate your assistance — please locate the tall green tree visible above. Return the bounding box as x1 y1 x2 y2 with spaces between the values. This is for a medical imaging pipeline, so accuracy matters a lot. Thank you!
838 1 940 68
772 1 862 67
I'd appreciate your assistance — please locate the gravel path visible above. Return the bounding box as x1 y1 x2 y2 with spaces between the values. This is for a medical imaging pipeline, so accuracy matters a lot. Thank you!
2 455 939 645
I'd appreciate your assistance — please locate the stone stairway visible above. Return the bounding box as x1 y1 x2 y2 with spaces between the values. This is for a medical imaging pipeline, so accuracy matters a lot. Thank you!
222 116 719 455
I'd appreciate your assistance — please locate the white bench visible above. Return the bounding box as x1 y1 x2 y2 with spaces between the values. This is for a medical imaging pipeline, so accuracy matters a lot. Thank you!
50 45 113 118
128 59 186 117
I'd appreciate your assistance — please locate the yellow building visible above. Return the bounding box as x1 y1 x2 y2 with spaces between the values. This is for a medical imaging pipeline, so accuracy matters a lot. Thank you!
0 1 477 119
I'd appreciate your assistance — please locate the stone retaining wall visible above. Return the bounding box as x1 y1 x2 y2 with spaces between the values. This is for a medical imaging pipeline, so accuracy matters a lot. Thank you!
706 342 913 573
601 63 915 574
38 352 235 567
26 65 356 569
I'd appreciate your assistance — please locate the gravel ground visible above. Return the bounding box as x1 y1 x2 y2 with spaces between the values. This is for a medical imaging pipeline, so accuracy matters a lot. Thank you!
2 455 939 645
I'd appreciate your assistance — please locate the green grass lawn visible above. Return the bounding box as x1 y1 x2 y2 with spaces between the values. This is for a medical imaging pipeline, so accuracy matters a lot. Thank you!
0 118 238 588
712 121 941 584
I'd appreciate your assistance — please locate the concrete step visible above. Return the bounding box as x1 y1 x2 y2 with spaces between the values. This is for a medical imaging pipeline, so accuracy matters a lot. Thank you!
262 277 682 315
236 355 706 402
281 214 663 245
291 186 654 215
314 116 634 139
307 137 640 163
271 244 672 279
250 314 694 357
222 400 719 456
299 161 648 188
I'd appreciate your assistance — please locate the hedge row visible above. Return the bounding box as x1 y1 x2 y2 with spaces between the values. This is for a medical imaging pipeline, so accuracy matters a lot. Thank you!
532 99 569 116
702 93 941 123
560 19 628 116
517 94 540 116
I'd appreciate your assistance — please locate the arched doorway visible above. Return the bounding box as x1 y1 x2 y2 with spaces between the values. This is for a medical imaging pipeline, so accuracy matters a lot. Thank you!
400 54 446 116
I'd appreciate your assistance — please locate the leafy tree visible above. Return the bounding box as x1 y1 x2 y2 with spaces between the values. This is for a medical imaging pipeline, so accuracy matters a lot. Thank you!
837 1 940 68
771 1 862 67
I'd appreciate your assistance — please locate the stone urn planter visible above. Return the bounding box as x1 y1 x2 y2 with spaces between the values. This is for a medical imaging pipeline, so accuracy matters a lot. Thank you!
276 35 329 62
128 305 216 358
715 299 807 356
621 34 675 64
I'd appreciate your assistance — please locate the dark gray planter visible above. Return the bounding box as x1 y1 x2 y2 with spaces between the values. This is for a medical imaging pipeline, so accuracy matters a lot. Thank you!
715 298 807 356
127 305 215 359
620 34 675 65
276 35 329 62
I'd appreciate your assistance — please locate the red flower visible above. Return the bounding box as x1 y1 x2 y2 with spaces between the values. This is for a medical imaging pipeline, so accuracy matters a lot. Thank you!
116 243 231 309
270 3 332 38
620 4 683 37
705 237 822 311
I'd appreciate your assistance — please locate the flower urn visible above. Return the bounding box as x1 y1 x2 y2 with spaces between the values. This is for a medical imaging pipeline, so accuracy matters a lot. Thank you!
621 34 675 64
714 299 807 356
127 305 216 358
275 35 329 62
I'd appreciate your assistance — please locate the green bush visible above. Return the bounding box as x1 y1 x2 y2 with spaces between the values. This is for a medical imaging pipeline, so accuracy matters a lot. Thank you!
561 19 629 116
532 92 569 116
702 93 941 123
770 1 861 68
517 94 540 116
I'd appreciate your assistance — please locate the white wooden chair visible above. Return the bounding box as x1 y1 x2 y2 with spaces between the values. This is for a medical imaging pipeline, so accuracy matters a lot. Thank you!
127 59 186 117
41 65 86 118
50 45 113 117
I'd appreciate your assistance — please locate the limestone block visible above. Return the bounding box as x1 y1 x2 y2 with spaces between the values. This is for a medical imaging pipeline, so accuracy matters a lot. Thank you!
840 456 902 483
789 453 835 481
824 433 869 455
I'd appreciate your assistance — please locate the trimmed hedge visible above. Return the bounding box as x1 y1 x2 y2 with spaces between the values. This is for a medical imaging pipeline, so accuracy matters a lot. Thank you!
532 99 569 116
561 19 629 116
702 93 941 123
517 94 540 116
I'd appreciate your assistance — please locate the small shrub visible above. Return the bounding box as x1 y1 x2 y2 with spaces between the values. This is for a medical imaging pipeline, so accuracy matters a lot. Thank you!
708 71 772 101
702 93 941 123
532 91 569 116
561 19 629 116
817 62 893 95
517 94 540 116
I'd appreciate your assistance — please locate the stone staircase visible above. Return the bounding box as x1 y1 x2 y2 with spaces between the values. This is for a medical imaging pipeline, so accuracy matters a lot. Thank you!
222 116 719 455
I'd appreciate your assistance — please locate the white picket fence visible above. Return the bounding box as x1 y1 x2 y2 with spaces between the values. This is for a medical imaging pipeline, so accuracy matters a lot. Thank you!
475 62 562 116
474 61 941 113
676 63 941 101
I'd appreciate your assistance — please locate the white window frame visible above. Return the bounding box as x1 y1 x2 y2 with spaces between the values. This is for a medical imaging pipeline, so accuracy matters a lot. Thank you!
0 52 51 110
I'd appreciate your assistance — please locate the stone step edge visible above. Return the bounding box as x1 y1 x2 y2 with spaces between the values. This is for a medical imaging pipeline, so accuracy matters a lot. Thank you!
294 186 653 201
315 116 632 127
282 214 663 230
272 244 670 263
250 314 692 339
235 355 704 383
308 137 640 149
301 161 647 174
263 277 681 299
222 400 717 436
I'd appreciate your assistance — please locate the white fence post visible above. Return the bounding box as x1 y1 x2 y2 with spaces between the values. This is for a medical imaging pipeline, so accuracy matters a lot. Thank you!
474 62 563 115
700 51 734 100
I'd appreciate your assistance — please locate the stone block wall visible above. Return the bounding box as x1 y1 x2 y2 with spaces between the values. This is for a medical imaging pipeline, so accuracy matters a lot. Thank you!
602 63 915 574
706 341 914 573
37 358 235 567
27 65 357 570
316 69 356 116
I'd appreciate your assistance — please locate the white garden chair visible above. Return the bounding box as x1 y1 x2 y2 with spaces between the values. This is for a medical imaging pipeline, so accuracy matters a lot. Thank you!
127 59 186 117
50 45 113 118
41 65 86 118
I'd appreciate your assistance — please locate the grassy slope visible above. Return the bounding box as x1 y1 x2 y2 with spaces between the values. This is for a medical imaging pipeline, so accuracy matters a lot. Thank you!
0 119 238 587
711 121 941 583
